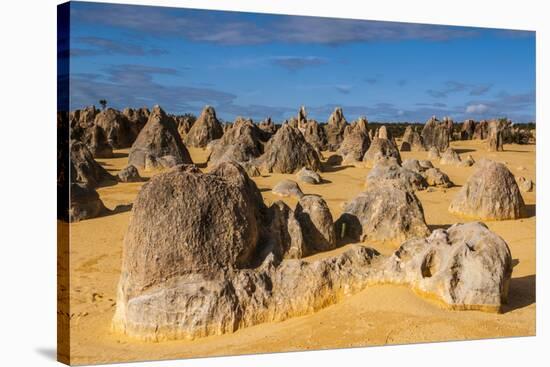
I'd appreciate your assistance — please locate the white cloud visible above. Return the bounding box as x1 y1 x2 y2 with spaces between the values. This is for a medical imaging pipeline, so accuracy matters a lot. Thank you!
466 103 489 114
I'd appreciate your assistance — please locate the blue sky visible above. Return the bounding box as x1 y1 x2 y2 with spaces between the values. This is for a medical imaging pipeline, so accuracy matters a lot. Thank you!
64 1 536 123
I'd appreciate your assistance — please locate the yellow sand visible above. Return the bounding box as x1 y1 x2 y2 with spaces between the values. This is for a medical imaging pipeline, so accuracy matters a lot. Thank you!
67 139 535 365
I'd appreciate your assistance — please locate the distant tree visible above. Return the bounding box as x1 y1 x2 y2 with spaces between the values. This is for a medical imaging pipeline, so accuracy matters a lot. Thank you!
99 99 107 110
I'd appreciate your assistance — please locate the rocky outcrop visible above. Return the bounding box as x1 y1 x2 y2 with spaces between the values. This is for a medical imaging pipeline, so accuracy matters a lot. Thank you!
69 182 107 222
449 160 526 220
208 117 263 166
460 155 475 167
324 107 348 151
259 124 321 173
338 117 371 163
303 120 327 151
423 168 453 188
400 126 424 151
272 179 304 198
70 140 115 189
427 146 440 159
123 107 150 137
117 165 142 183
461 119 476 140
440 148 462 166
365 159 428 192
82 125 113 158
362 127 401 167
185 106 224 148
336 186 429 243
258 117 277 138
295 195 336 253
296 167 322 184
174 115 194 140
112 162 513 340
487 119 505 152
94 108 135 148
473 120 489 140
128 105 193 169
421 116 450 151
383 222 512 311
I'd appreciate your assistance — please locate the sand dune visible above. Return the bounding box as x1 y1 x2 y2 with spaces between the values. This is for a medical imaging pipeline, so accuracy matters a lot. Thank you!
67 139 535 365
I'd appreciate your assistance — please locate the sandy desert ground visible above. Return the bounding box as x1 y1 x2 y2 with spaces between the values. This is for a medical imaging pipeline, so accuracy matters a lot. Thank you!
64 139 535 365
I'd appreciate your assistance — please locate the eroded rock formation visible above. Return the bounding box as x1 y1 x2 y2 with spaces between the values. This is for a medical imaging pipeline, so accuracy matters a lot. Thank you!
421 116 450 151
185 106 224 148
128 105 193 169
449 160 525 220
259 124 321 173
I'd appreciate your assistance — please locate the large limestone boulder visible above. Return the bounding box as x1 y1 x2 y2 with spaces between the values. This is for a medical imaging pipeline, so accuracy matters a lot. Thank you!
115 161 262 295
362 127 401 167
421 116 450 151
128 105 193 169
383 222 512 311
69 182 107 222
487 119 505 152
70 140 115 188
338 117 371 163
94 108 135 148
449 160 525 220
208 117 263 166
323 107 348 151
259 124 321 173
185 105 223 148
295 195 336 253
365 159 428 192
336 186 429 243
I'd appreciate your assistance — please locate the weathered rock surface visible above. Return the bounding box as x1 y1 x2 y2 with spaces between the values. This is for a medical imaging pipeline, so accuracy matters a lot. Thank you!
336 186 429 243
295 195 336 253
70 140 115 188
324 107 348 151
259 124 321 173
517 176 534 192
384 222 512 311
302 120 327 151
113 168 512 341
421 116 450 151
128 105 193 169
70 182 107 222
460 154 475 167
473 120 489 140
296 167 322 184
362 134 401 168
123 107 150 137
272 179 304 198
82 124 113 158
461 119 476 140
117 165 142 183
338 117 371 163
365 159 428 192
185 106 224 148
258 117 277 137
487 119 505 152
427 146 440 159
423 168 453 188
440 148 462 166
401 126 424 151
208 117 263 166
449 160 526 220
94 108 135 148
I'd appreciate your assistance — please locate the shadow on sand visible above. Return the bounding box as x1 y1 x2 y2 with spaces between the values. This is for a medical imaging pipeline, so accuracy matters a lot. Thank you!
502 274 536 313
524 204 536 218
321 164 354 173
